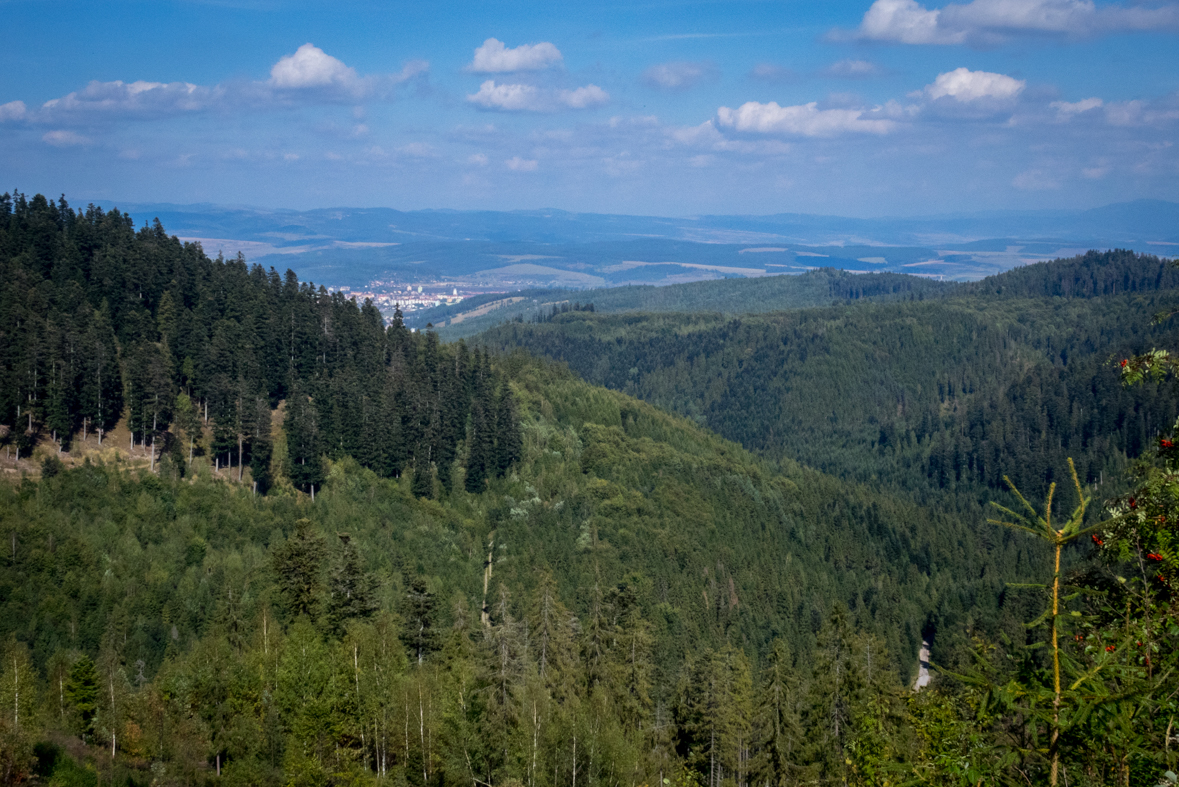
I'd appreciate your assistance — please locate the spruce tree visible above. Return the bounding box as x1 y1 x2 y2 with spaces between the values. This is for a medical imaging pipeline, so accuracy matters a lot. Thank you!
272 519 327 621
493 385 521 477
402 578 439 665
465 399 491 494
284 382 324 495
325 535 379 636
64 655 100 742
250 396 273 493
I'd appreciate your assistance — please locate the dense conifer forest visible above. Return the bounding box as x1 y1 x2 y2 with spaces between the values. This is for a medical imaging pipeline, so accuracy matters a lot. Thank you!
0 192 521 499
476 250 1179 510
1 195 1179 786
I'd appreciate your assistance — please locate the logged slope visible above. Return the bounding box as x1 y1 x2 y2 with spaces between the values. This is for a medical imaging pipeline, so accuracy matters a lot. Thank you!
476 252 1179 508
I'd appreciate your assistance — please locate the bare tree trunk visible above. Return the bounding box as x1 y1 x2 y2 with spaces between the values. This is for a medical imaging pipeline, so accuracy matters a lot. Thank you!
420 681 428 784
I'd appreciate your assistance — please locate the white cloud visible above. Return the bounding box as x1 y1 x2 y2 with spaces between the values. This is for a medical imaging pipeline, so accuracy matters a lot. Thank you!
467 80 608 112
642 61 713 90
468 38 562 73
270 43 358 90
42 130 90 146
1050 97 1103 118
1102 98 1179 126
859 0 959 44
0 100 27 121
467 153 489 165
559 84 609 109
396 60 430 82
468 81 543 111
1082 164 1111 179
673 120 795 155
851 0 1179 45
923 68 1025 101
825 59 881 78
16 45 421 124
39 80 218 120
505 156 539 171
1105 99 1145 126
715 101 897 136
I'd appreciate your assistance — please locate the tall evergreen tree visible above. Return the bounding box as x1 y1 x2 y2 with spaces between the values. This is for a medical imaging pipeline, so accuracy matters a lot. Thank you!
64 655 99 743
285 382 324 495
325 535 378 635
272 519 327 621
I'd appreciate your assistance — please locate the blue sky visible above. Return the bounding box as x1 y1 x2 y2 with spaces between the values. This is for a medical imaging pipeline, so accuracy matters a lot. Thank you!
2 0 1177 216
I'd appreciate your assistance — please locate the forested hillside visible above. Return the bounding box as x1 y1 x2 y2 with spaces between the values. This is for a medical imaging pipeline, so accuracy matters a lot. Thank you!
2 196 1178 786
0 192 520 499
476 251 1179 510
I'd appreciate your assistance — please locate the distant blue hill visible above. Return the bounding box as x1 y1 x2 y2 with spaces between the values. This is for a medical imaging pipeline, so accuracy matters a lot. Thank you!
86 198 1178 289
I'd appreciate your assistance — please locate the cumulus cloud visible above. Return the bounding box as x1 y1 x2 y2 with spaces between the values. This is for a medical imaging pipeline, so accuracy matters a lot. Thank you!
37 80 219 121
268 44 425 100
642 61 714 91
10 44 423 125
467 81 542 111
923 68 1025 101
849 0 1179 45
468 38 563 72
467 80 608 112
672 120 794 155
857 0 960 44
505 156 539 171
270 43 358 90
1050 97 1103 118
559 85 610 109
42 130 91 146
715 101 897 136
467 153 489 165
0 101 27 121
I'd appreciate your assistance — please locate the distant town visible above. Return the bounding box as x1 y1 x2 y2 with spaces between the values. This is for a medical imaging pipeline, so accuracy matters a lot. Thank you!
332 279 506 324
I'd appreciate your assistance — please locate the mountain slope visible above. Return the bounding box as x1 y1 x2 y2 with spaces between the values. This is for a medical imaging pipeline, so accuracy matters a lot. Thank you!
474 251 1179 510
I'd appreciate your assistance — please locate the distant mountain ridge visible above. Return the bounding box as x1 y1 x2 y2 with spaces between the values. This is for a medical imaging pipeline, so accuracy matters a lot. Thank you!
81 197 1177 294
99 198 1179 248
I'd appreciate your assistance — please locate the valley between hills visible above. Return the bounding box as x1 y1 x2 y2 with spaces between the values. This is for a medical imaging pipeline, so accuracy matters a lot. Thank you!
2 194 1179 785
